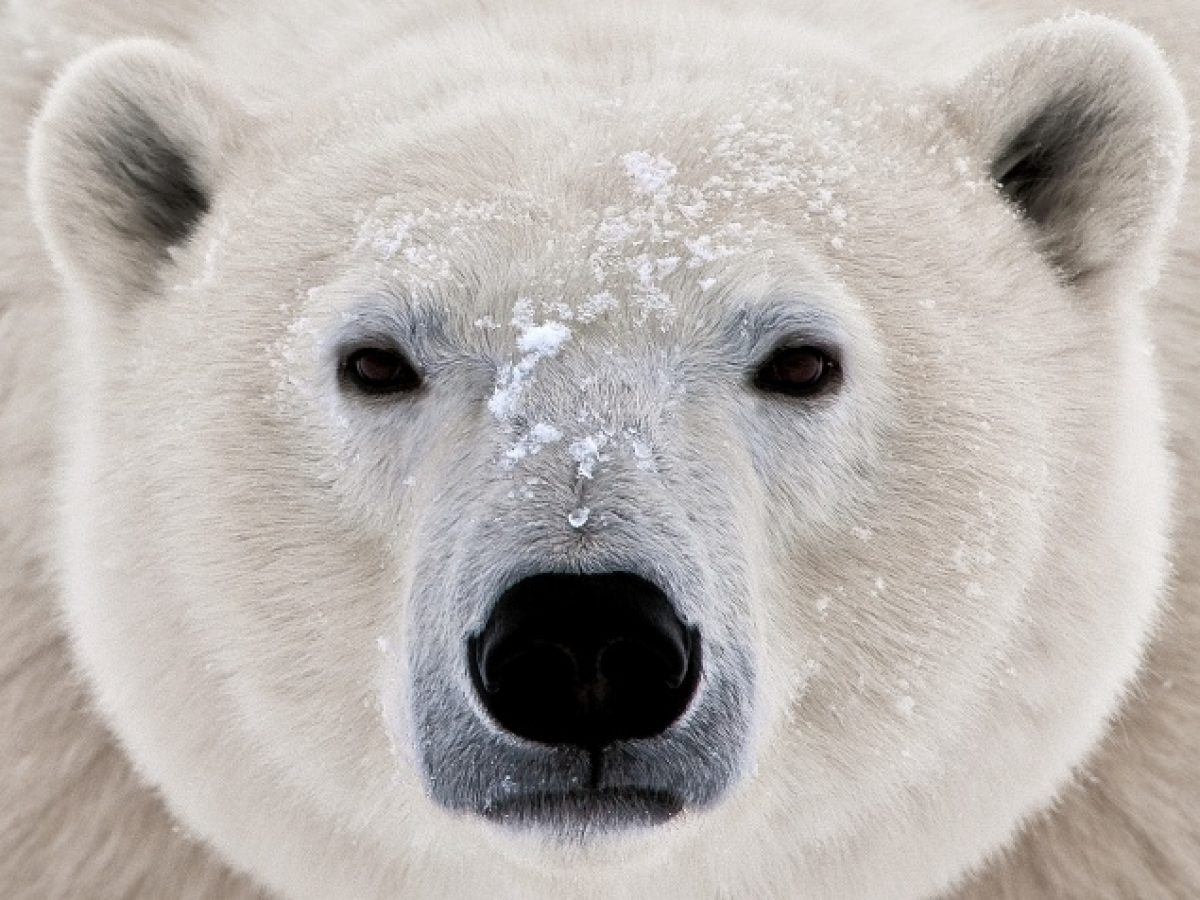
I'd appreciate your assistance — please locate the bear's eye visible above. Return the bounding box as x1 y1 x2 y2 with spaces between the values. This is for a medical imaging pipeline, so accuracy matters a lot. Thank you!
753 345 841 398
341 347 423 396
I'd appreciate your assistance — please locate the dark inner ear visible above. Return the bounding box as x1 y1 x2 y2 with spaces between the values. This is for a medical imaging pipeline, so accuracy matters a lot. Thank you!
989 92 1115 230
990 110 1067 229
87 91 211 252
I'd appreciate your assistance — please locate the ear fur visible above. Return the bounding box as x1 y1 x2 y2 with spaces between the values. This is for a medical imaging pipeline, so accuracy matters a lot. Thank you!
28 39 247 305
945 15 1189 286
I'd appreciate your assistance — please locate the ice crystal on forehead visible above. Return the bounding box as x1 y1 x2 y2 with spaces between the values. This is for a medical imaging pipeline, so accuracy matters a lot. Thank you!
517 321 571 355
490 304 576 468
488 312 572 423
577 291 618 322
353 195 530 292
622 151 678 197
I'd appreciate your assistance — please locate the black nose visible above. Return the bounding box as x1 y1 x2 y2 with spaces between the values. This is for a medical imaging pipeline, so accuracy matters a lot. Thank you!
468 572 701 750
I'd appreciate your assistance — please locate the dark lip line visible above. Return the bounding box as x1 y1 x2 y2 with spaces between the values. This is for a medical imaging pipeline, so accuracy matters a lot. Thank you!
479 785 685 826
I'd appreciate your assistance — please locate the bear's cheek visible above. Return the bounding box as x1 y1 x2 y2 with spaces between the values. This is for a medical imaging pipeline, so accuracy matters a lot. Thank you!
734 368 1054 818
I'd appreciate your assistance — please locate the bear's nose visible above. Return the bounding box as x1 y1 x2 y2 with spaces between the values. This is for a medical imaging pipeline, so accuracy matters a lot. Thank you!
469 572 701 750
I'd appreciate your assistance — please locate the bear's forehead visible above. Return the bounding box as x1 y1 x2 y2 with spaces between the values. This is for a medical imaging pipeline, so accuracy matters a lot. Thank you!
341 85 938 327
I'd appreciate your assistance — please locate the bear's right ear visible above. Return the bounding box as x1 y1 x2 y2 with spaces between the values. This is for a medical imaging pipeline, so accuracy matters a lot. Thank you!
28 40 248 307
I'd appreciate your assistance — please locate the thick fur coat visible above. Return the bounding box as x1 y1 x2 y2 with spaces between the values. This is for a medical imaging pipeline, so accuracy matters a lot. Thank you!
1 1 1197 897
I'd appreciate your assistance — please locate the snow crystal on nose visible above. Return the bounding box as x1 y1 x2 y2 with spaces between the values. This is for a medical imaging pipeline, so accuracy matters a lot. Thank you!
502 422 564 465
568 433 609 480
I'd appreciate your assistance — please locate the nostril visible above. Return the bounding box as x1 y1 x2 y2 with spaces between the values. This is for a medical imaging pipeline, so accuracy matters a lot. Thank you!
468 572 701 750
597 636 689 690
476 639 580 695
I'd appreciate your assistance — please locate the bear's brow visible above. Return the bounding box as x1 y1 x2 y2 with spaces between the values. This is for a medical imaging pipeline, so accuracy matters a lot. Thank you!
729 300 843 355
331 299 445 351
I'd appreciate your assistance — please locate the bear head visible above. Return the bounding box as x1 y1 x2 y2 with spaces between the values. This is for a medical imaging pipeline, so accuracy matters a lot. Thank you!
27 12 1188 895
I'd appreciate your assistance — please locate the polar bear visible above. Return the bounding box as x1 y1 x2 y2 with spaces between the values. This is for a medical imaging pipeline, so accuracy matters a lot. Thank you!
1 0 1197 897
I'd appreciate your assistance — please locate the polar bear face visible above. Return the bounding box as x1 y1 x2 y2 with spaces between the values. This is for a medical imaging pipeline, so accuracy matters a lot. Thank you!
28 14 1187 890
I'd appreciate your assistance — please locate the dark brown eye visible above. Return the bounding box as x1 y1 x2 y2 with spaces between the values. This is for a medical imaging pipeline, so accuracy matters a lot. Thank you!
753 345 840 398
342 347 422 396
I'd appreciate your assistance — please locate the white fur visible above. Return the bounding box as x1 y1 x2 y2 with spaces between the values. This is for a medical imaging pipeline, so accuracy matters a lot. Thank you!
3 1 1198 897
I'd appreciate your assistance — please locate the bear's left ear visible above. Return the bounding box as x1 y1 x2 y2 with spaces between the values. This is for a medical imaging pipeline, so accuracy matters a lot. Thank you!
944 15 1189 287
28 39 249 307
